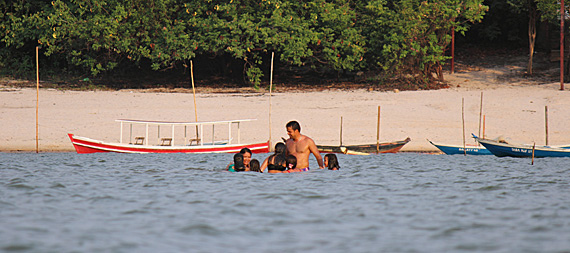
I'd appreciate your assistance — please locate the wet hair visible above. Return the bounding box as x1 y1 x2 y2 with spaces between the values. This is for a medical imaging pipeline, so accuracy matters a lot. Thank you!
250 159 261 172
268 155 287 171
325 154 340 170
274 142 286 155
286 121 301 132
233 153 246 172
240 148 252 156
286 155 297 170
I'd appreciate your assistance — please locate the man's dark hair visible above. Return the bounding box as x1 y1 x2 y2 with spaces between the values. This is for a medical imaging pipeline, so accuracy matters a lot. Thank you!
286 121 301 132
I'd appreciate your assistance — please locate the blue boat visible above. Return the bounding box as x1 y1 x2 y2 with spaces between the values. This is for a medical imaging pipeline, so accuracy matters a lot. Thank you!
473 134 570 158
427 139 492 155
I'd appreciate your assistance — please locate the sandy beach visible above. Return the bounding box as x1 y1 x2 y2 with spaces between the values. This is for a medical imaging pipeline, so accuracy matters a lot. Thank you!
2 62 570 153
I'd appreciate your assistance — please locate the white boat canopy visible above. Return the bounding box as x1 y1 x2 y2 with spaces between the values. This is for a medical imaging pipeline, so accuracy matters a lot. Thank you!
116 119 257 146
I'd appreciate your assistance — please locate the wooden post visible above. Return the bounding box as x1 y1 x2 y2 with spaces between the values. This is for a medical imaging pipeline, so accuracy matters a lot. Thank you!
544 105 548 146
340 116 343 147
530 143 536 165
36 46 39 153
269 52 274 149
451 26 455 74
190 60 199 141
462 98 466 156
376 106 381 154
483 115 486 139
560 0 566 90
478 92 483 139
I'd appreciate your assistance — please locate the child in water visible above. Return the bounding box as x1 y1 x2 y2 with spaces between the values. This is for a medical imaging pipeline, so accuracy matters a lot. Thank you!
282 155 298 173
267 155 288 173
228 153 246 172
249 159 261 173
324 154 340 170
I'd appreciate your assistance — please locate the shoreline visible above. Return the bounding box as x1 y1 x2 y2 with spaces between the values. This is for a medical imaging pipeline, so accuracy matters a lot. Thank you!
2 76 570 153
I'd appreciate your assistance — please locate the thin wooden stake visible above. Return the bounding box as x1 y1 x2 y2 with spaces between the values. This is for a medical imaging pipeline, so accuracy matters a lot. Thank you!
462 98 466 156
36 46 39 153
478 92 483 139
451 26 455 74
269 52 274 148
530 143 536 165
483 115 486 139
376 106 381 154
340 116 343 146
561 0 565 91
544 105 548 146
190 60 199 140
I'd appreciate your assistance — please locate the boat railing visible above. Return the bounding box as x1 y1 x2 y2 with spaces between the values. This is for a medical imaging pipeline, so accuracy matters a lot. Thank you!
116 119 257 146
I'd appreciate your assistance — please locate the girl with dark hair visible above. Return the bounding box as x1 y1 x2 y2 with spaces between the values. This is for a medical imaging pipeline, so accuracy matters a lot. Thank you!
260 142 286 172
324 154 340 170
249 159 261 172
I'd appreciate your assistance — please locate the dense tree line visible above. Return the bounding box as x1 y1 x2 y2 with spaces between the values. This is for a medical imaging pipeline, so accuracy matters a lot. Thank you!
1 0 488 88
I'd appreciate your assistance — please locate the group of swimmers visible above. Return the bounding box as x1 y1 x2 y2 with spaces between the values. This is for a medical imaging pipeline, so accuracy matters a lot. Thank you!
227 120 340 173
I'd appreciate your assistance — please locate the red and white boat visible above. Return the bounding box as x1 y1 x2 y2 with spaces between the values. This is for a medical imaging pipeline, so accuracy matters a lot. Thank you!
68 119 270 154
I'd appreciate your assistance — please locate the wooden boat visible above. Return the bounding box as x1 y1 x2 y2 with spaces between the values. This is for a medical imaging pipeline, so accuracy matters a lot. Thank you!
68 119 270 154
473 134 570 158
317 137 411 155
427 139 492 155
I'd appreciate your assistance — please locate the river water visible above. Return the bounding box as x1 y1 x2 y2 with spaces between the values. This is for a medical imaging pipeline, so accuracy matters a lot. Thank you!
1 153 569 252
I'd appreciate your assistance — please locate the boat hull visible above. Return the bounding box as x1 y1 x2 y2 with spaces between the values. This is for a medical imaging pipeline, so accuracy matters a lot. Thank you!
317 137 411 155
427 140 492 155
474 135 570 158
68 134 270 154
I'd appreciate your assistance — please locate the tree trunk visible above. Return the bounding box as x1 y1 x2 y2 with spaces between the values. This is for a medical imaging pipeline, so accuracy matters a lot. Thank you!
527 0 538 75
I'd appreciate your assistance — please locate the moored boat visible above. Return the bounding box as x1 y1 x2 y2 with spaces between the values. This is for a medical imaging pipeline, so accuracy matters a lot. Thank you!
317 137 411 155
68 119 270 154
427 139 492 155
473 134 570 158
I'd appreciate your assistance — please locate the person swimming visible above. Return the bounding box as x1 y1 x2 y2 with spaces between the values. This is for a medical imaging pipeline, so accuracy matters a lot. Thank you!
228 153 246 172
249 159 261 173
324 154 340 170
267 155 287 173
260 142 286 172
226 148 253 171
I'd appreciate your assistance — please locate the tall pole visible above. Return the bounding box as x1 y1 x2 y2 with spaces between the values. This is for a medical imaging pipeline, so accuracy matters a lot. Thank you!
560 0 566 90
269 52 274 148
340 116 343 146
545 106 549 145
451 26 455 74
190 60 199 140
462 98 466 156
478 92 483 139
376 106 381 154
36 47 39 153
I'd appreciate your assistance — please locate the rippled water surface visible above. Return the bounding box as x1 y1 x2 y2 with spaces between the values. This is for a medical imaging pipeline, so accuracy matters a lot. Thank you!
1 153 570 252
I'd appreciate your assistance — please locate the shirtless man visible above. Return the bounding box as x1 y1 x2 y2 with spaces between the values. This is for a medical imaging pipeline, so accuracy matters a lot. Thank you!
285 121 324 171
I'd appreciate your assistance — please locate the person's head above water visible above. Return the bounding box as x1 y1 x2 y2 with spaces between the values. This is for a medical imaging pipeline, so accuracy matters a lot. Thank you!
233 153 246 172
239 148 252 166
286 121 301 140
286 121 301 132
249 159 261 172
286 155 297 170
324 154 340 170
274 142 286 155
267 154 287 173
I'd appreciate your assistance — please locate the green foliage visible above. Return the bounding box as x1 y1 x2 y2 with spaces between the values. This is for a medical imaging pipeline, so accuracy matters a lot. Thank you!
1 0 488 87
364 0 487 84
